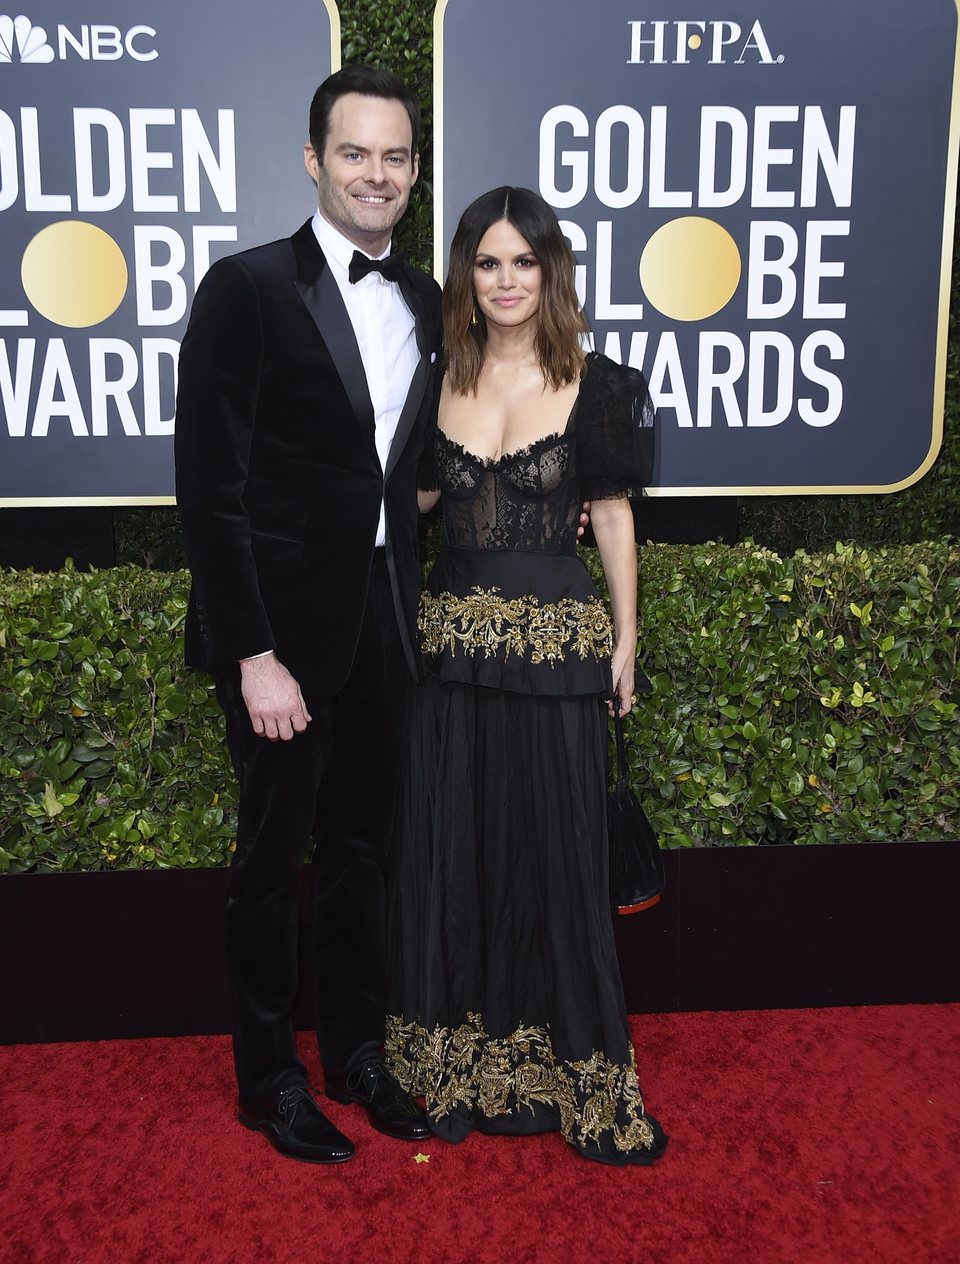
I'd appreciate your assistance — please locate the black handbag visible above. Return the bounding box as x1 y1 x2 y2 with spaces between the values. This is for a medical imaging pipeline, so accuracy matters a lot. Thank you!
607 698 665 914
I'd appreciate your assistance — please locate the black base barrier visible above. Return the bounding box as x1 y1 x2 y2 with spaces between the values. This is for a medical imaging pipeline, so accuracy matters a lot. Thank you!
2 842 957 1045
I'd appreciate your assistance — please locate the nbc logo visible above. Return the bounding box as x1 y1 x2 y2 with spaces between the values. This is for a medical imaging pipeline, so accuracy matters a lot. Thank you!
0 14 53 62
0 13 157 62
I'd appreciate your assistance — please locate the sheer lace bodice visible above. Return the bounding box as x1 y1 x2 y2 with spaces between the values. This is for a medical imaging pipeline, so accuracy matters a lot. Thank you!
420 352 655 556
436 417 581 554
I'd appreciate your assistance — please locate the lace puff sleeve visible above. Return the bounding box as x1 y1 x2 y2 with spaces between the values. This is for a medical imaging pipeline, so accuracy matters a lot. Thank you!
577 353 656 501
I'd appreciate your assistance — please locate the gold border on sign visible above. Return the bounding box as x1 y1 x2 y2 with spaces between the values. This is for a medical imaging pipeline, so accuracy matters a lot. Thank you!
0 0 342 509
0 496 177 507
432 0 960 497
433 0 450 281
326 0 341 71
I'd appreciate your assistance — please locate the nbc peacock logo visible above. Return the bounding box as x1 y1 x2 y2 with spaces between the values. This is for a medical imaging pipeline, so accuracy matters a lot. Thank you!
0 14 53 62
0 13 158 61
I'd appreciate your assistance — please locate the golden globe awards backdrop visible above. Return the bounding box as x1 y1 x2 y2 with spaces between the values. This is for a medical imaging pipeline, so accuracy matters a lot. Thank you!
436 0 960 494
0 2 339 504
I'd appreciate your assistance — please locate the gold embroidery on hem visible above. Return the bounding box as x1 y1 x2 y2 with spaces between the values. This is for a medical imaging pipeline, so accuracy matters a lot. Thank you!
385 1012 657 1156
419 587 613 665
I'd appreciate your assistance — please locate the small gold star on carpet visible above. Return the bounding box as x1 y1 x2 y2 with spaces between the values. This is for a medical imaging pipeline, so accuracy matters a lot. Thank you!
413 1153 430 1164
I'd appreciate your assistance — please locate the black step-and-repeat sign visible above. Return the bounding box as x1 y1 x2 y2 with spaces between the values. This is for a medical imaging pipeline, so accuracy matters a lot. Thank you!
2 3 957 501
436 0 960 493
0 2 338 504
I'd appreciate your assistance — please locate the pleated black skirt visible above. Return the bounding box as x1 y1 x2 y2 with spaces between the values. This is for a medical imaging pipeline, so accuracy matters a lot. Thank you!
386 673 667 1166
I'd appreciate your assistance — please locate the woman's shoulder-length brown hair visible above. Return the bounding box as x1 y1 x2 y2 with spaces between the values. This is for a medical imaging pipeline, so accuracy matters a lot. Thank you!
442 186 589 396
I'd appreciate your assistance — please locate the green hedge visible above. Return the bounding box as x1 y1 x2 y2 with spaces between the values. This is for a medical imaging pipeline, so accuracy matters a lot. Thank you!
0 565 233 872
590 540 959 848
1 542 956 872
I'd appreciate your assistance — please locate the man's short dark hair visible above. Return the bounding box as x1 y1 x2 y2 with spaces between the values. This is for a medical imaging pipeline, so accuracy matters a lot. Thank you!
309 65 421 160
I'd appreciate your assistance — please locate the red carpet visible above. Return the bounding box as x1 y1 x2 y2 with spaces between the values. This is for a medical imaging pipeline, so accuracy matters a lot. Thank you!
2 1006 959 1264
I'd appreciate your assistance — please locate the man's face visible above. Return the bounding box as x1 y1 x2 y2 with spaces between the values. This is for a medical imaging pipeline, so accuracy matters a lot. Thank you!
304 92 419 253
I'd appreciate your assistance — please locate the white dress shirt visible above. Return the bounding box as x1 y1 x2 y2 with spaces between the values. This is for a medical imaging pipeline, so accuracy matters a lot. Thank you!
311 210 420 547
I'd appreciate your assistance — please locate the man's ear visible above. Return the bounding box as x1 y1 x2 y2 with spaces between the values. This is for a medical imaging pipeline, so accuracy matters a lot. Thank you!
412 152 420 185
303 143 320 186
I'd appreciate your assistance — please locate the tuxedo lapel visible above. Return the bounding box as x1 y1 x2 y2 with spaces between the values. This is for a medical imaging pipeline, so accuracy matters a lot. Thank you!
291 222 378 461
384 265 433 481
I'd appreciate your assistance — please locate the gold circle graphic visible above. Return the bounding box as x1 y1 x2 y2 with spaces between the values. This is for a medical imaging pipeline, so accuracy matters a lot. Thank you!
640 217 741 322
688 33 702 49
21 221 128 328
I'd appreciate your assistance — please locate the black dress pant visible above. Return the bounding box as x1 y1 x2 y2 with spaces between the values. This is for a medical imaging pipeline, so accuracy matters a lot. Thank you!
215 552 409 1097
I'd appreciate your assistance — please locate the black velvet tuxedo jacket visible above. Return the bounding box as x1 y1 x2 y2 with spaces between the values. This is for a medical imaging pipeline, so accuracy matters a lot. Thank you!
174 219 442 694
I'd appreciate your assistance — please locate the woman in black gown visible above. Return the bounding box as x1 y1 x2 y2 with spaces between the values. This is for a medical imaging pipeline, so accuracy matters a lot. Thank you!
386 187 667 1166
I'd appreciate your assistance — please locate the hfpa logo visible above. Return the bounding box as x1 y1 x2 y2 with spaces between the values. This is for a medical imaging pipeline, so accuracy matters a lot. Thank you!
627 20 784 65
0 13 158 63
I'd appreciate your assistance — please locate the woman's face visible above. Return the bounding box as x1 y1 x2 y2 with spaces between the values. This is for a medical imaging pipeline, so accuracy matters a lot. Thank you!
472 219 543 331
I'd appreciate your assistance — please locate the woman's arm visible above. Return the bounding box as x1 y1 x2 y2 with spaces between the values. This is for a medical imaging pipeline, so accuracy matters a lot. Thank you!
418 488 441 515
590 496 637 716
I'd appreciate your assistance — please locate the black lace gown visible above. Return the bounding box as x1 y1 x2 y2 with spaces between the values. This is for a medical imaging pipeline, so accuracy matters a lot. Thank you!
386 353 667 1165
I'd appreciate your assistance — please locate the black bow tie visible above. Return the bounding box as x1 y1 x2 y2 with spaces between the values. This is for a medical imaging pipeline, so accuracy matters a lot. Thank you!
348 250 404 285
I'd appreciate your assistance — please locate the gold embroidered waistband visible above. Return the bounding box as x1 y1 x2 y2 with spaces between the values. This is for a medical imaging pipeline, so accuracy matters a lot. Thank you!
386 1011 657 1155
419 586 612 665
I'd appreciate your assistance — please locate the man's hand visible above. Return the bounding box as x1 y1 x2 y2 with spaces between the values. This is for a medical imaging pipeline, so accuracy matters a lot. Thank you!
239 653 312 740
577 500 592 540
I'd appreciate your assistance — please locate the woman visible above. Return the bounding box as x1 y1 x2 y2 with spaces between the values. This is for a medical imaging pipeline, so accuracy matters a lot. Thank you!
385 187 667 1166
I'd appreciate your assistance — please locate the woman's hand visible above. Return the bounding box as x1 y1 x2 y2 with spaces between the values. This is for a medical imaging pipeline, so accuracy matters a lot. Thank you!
609 641 636 717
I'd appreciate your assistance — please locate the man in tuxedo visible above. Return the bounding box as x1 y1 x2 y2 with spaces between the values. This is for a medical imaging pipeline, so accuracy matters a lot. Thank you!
175 66 441 1164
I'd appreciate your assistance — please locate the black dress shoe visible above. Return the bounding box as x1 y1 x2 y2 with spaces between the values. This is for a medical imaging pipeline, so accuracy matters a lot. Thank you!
238 1085 355 1164
325 1060 430 1141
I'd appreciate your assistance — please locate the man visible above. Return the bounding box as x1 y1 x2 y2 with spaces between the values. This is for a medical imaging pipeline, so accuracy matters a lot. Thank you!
175 66 441 1164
